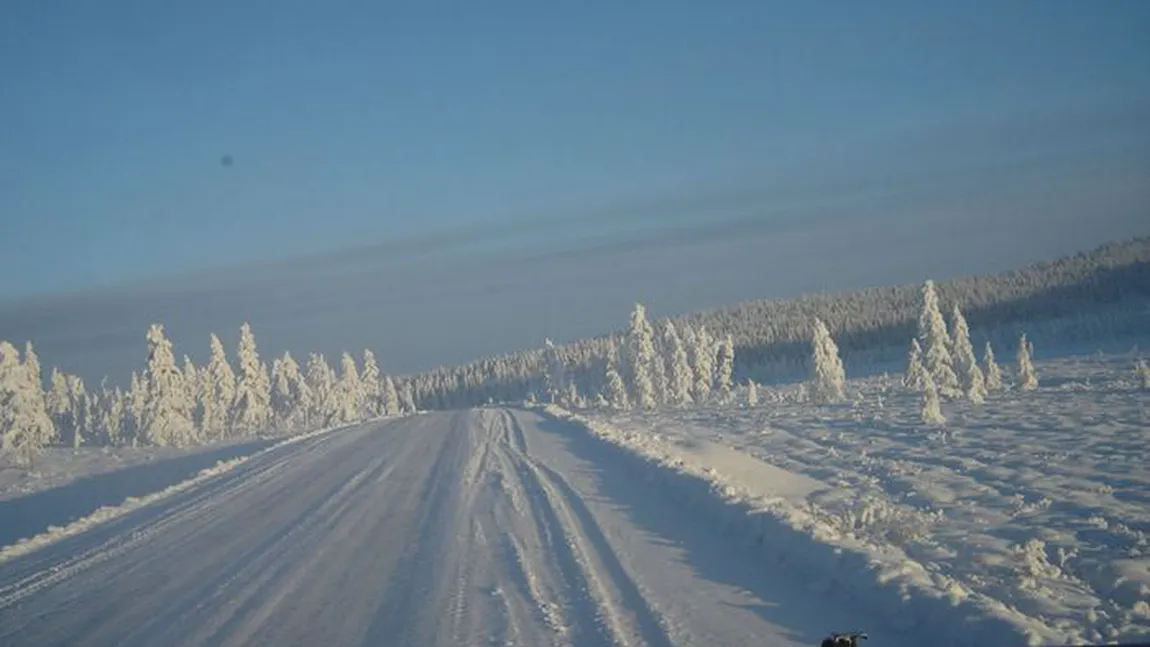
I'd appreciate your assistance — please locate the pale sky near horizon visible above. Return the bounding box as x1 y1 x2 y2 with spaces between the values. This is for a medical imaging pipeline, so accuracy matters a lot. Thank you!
2 0 1149 383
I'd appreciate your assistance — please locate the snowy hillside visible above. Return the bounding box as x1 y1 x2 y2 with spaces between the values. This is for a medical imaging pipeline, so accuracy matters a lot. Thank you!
564 351 1150 644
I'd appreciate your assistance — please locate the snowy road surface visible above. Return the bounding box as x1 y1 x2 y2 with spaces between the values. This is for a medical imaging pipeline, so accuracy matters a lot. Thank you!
0 409 894 647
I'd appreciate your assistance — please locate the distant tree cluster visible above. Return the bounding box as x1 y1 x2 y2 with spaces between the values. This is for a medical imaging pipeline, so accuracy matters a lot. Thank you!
899 280 1042 425
1 323 413 467
539 303 738 412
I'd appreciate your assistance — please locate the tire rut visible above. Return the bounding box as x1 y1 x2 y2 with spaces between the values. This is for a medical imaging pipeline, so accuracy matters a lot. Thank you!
494 410 675 647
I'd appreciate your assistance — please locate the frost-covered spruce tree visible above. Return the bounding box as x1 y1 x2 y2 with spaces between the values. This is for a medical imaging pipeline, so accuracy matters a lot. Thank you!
23 342 42 392
920 372 946 425
127 371 146 446
182 357 201 435
810 318 846 404
691 325 715 404
66 375 90 449
382 375 400 416
1017 333 1038 391
360 350 383 417
650 347 669 406
182 355 200 411
903 339 927 391
626 303 658 410
200 334 237 440
1134 359 1150 390
141 324 196 447
306 353 337 426
271 351 310 433
983 341 1003 391
949 305 986 404
231 323 272 436
96 383 127 446
337 352 362 423
47 368 71 444
398 381 417 414
0 341 55 467
663 322 693 406
21 342 55 443
602 343 631 411
746 379 759 408
715 334 735 404
542 339 566 404
918 280 960 397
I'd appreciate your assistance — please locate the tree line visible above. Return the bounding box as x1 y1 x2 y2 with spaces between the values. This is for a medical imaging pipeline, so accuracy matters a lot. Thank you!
5 237 1145 465
1 323 416 466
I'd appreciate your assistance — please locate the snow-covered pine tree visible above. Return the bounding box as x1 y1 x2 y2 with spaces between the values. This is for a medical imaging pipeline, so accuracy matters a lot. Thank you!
140 324 196 447
746 379 759 408
398 381 417 414
903 338 927 391
691 325 715 404
715 334 735 404
337 352 362 423
542 339 566 405
66 374 89 449
950 305 986 404
663 321 693 406
306 353 337 426
1017 333 1038 391
626 303 658 410
983 341 1003 391
566 381 581 408
200 334 237 440
23 342 42 392
920 372 946 425
650 347 669 406
810 318 846 404
361 349 383 417
271 352 308 433
182 355 200 428
270 355 287 428
47 368 71 444
127 371 146 446
603 342 630 410
96 382 127 446
231 323 272 436
382 375 400 416
0 341 55 467
1135 359 1150 390
918 280 960 397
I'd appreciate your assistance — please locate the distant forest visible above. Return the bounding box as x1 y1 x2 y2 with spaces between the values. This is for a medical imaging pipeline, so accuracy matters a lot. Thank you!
408 236 1150 408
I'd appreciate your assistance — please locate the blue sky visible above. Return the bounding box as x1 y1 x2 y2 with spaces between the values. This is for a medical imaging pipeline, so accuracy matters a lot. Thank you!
2 0 1149 382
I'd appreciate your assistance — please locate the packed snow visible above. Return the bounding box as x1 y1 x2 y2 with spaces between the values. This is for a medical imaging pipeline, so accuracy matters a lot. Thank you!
1 409 933 647
566 351 1150 645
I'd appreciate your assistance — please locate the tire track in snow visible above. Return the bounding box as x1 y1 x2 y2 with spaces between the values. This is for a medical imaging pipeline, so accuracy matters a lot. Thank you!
496 410 675 647
362 412 487 647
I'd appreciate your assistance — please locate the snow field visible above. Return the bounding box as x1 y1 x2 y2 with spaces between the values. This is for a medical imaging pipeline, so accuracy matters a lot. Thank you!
548 352 1150 645
543 405 1056 647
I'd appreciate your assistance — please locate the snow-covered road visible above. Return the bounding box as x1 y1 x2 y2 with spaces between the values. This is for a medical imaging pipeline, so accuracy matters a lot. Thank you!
0 409 891 647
